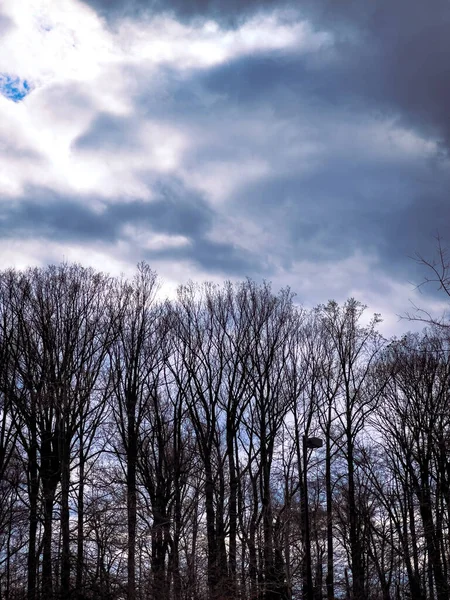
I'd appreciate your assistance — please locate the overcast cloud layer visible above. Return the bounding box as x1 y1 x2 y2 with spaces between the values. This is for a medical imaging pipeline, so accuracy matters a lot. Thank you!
1 0 449 333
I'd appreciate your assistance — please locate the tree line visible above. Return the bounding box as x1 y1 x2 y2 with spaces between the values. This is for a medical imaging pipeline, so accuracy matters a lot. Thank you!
1 262 450 600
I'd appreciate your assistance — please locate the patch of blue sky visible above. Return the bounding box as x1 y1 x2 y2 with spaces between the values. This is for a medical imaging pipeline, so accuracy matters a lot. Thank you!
0 74 32 102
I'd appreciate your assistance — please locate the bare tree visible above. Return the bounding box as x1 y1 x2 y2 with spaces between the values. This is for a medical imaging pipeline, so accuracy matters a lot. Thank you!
317 299 386 600
0 264 113 599
375 331 450 600
242 283 296 600
407 235 450 327
108 263 166 600
170 281 229 600
4 260 450 600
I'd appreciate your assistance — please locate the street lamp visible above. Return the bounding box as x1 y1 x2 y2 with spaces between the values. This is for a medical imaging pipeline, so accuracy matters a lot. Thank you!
302 435 323 600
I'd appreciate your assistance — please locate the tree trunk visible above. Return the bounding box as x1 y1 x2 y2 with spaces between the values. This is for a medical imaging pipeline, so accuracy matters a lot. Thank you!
42 490 55 599
324 420 334 600
249 473 259 600
27 434 38 600
76 439 85 600
127 397 137 600
61 437 71 599
41 430 59 600
151 508 169 600
347 437 364 600
418 485 449 600
204 454 218 600
227 424 238 599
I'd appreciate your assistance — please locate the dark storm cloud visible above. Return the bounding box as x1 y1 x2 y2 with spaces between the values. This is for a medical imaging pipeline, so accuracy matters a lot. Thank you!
232 157 450 280
141 0 450 284
166 52 448 273
79 0 450 151
199 53 305 106
0 183 212 241
0 195 116 243
120 0 450 154
74 113 143 152
301 1 450 278
147 237 263 275
0 183 262 275
302 0 450 146
82 0 287 26
104 46 448 287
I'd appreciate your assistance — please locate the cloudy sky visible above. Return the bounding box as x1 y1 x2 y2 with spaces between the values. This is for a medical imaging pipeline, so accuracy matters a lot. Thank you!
1 0 449 333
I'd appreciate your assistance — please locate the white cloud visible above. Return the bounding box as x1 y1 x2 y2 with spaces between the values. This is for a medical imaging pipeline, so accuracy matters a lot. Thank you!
0 1 330 93
122 225 191 251
0 0 330 201
118 12 332 71
0 236 137 276
184 158 271 204
0 75 189 198
0 0 114 85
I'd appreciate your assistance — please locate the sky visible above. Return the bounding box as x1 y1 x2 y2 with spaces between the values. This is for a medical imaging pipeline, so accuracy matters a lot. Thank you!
1 0 449 334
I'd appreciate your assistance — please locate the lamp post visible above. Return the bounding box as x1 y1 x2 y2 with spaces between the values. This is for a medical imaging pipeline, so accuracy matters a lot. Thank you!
302 436 323 600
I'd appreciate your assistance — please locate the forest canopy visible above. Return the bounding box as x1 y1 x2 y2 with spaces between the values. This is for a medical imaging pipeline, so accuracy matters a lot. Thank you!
1 262 449 600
